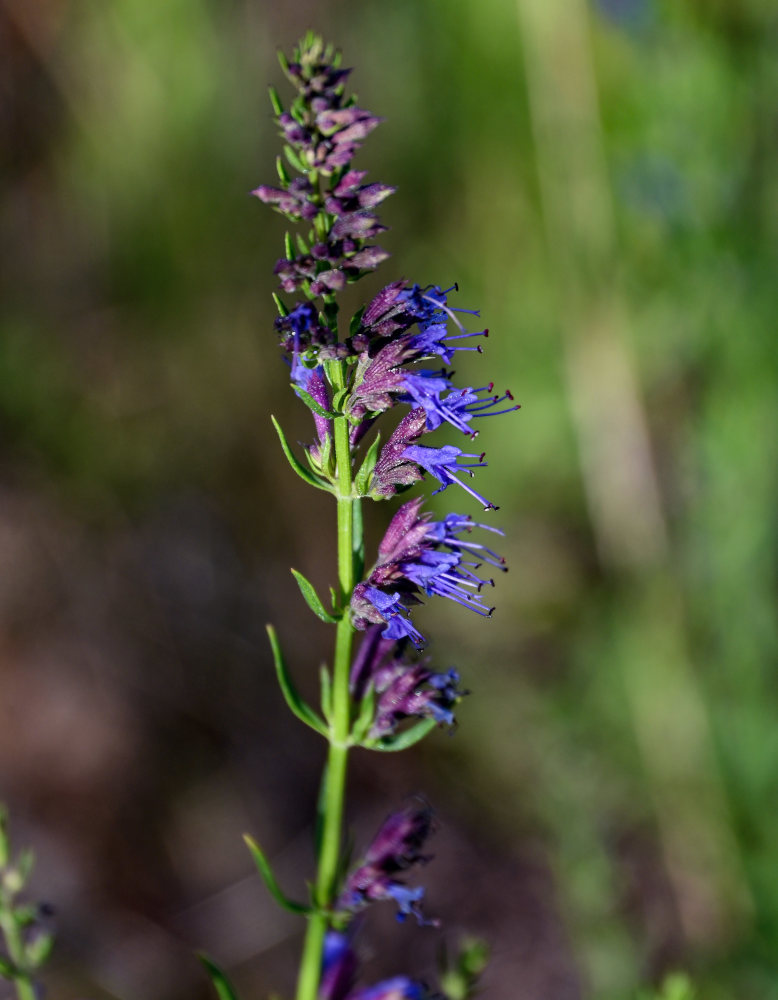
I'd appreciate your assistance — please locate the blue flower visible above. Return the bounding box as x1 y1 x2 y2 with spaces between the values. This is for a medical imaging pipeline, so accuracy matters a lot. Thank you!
338 806 438 927
351 978 425 1000
399 374 519 437
351 499 507 643
358 587 426 648
401 444 497 510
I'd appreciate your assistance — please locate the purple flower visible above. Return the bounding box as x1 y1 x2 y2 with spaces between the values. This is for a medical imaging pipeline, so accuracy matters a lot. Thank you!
351 500 507 644
251 177 318 221
275 301 336 354
350 626 465 737
320 931 357 1000
399 375 520 437
350 978 425 1000
338 806 437 926
402 444 498 510
319 930 429 1000
351 586 426 648
370 409 427 496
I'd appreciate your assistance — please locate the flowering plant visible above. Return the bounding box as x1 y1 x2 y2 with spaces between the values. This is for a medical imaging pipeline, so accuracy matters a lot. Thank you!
204 34 518 1000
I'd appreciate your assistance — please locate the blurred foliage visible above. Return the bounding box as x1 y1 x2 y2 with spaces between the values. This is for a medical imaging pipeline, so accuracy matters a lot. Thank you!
1 0 777 999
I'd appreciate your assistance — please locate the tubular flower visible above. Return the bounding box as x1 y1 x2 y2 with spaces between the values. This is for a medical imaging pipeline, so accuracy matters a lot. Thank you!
351 499 507 647
401 444 498 510
338 806 437 926
351 978 426 1000
319 932 428 1000
350 626 465 737
320 931 358 1000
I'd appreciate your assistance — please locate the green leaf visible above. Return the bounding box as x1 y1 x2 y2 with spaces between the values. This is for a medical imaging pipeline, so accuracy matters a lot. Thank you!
354 432 381 496
319 663 333 722
350 686 376 745
291 569 339 623
275 156 290 187
199 954 241 1000
371 719 437 752
277 49 290 78
243 835 311 915
284 231 295 261
331 387 350 413
266 625 328 736
271 415 331 492
295 233 309 256
349 305 365 336
268 86 283 117
293 385 334 420
25 930 54 969
352 497 365 583
284 144 306 173
272 293 289 318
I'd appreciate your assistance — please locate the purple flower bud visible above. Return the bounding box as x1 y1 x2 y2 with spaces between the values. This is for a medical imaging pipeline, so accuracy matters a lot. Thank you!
357 183 396 209
346 246 390 271
371 409 427 496
330 212 386 240
349 340 414 418
334 169 368 196
351 585 425 648
318 269 348 291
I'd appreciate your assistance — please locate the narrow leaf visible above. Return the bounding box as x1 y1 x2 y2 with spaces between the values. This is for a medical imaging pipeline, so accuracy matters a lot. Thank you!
319 663 333 722
292 386 334 420
266 625 328 736
243 834 311 915
272 293 289 318
331 387 350 412
199 954 241 1000
354 432 381 496
277 49 290 77
291 569 339 623
350 686 376 745
268 86 283 117
371 719 437 752
284 231 295 261
349 305 366 337
295 233 309 256
275 155 290 186
271 415 331 492
284 144 306 173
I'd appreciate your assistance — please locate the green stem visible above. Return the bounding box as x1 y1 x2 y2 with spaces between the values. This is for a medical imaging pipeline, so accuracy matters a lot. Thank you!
295 361 360 1000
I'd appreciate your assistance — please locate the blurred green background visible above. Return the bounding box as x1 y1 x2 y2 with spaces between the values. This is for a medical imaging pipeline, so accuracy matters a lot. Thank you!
1 0 777 998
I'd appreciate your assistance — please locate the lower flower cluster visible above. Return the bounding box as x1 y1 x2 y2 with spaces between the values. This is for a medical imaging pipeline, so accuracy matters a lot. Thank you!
320 930 428 1000
320 806 440 999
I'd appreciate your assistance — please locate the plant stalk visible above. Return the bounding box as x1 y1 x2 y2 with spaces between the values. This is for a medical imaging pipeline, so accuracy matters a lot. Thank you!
295 361 360 1000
